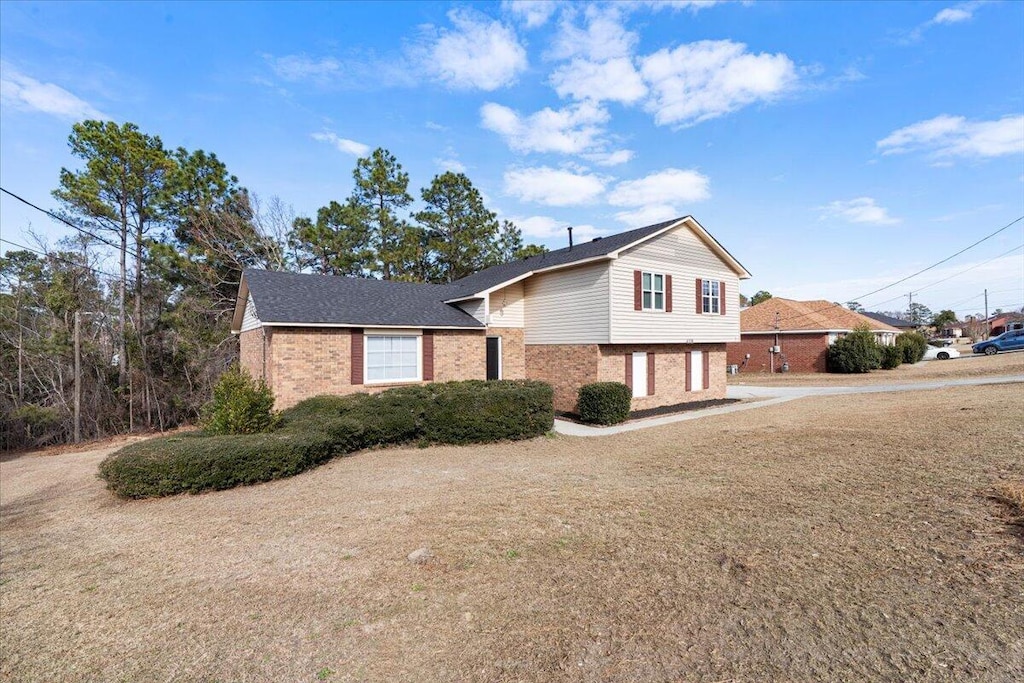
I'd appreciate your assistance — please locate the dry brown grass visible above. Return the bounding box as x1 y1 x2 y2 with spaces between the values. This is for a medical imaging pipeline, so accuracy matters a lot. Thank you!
2 383 1023 682
995 482 1024 515
728 347 1023 386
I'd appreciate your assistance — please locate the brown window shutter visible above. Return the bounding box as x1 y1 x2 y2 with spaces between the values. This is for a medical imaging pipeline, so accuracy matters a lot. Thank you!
685 351 692 392
720 282 726 316
665 274 673 312
351 328 364 385
647 352 655 396
624 353 633 390
695 278 703 314
634 270 642 310
702 350 710 390
422 330 434 381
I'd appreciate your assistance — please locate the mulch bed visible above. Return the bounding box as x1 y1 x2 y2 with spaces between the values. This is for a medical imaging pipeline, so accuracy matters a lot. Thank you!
557 398 741 425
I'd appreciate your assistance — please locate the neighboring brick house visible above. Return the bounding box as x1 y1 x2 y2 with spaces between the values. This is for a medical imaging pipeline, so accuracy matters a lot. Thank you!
727 298 901 374
232 216 751 411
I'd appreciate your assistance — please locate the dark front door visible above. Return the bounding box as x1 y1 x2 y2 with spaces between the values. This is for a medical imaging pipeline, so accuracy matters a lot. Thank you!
486 337 501 380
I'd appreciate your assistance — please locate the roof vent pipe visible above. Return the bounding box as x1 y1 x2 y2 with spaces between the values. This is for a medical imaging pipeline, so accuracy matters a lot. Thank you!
567 226 573 250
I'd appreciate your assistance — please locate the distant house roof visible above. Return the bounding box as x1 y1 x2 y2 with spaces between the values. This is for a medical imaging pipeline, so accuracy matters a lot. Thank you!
444 215 750 300
237 270 484 329
741 298 901 333
862 311 917 329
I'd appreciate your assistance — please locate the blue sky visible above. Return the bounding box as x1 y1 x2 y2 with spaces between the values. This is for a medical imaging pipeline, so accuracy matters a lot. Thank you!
2 0 1022 317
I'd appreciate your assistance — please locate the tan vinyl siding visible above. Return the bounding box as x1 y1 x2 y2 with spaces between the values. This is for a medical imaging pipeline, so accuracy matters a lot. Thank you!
456 298 487 324
610 225 740 343
241 294 261 332
486 281 525 328
524 261 610 344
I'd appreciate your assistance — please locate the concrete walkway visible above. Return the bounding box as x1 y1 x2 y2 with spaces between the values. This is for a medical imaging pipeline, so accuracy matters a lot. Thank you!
553 374 1024 437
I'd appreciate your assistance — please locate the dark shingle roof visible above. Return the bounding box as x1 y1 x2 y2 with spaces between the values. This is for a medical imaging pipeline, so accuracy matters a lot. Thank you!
244 270 483 328
862 312 917 328
444 218 681 298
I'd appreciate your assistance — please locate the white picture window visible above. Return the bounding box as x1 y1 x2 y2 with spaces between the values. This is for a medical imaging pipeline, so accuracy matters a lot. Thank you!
365 335 420 383
642 272 665 311
702 280 720 314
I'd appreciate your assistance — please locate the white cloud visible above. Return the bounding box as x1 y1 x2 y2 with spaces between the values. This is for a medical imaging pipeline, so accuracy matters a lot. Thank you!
582 149 635 166
550 56 647 104
607 168 711 206
631 0 727 12
311 132 371 157
424 9 527 91
819 197 900 226
503 0 559 29
480 101 612 154
551 6 637 62
0 64 107 120
640 40 798 126
613 204 680 227
877 114 1024 159
508 214 607 243
933 7 972 24
504 166 608 206
266 55 341 83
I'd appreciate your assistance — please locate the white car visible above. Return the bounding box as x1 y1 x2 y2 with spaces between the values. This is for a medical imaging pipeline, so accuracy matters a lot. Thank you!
922 345 960 361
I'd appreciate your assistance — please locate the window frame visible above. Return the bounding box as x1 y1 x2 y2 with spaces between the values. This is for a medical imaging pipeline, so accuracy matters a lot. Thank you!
701 279 721 314
364 333 422 384
641 271 666 312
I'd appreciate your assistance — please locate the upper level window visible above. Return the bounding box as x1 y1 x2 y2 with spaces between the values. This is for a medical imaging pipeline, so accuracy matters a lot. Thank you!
642 272 665 311
702 279 721 314
366 335 420 382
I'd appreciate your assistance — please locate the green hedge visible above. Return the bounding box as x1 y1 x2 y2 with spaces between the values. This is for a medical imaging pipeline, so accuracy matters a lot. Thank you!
577 382 632 425
102 380 554 498
99 431 335 498
879 344 903 369
896 331 928 364
827 326 882 373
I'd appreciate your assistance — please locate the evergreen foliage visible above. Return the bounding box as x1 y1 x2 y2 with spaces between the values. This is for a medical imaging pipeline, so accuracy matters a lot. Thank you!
827 325 882 373
577 382 633 425
201 366 276 435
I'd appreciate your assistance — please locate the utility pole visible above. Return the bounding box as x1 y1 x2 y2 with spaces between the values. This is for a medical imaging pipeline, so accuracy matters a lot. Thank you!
984 288 989 339
74 310 81 443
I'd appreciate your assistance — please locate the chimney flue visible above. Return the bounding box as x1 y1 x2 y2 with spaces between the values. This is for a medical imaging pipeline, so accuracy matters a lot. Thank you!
567 226 573 250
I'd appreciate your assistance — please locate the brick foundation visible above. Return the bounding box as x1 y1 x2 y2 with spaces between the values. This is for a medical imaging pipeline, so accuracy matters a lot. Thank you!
525 344 602 412
727 333 829 373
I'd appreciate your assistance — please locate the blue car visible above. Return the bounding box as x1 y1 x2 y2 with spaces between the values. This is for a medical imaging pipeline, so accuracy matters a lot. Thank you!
972 329 1024 355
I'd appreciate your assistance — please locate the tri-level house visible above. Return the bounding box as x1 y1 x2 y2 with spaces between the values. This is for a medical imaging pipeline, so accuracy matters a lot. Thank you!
232 216 751 412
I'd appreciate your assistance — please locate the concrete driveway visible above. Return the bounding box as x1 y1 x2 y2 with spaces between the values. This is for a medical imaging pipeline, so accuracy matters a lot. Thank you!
553 373 1024 436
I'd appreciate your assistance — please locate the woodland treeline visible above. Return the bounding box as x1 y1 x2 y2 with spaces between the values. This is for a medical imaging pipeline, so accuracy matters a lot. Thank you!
1 120 544 450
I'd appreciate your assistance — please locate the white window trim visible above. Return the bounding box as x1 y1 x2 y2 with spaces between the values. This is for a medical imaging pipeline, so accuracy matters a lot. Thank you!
363 332 422 385
702 279 721 314
641 271 666 312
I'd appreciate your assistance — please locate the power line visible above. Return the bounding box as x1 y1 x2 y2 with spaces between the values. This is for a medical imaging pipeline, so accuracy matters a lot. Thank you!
0 237 122 282
852 214 1024 301
1 185 121 249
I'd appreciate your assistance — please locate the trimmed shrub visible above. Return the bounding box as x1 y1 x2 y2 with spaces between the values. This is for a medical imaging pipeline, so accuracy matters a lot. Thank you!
202 366 275 435
827 326 882 373
99 431 335 498
879 344 903 369
103 379 555 499
577 382 632 425
422 380 554 444
896 331 929 364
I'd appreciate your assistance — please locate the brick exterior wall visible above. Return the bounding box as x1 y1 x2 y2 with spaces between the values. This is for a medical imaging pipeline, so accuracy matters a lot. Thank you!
727 332 829 373
247 327 488 409
239 328 270 384
431 330 487 382
526 343 727 413
486 326 526 380
525 344 601 412
598 344 727 411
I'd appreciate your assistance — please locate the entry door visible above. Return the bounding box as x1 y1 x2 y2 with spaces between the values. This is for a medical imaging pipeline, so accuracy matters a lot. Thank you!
486 337 501 380
632 352 647 398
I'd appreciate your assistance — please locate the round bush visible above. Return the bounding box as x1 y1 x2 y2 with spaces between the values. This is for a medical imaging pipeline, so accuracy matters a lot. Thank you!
827 326 882 373
879 344 903 369
577 382 632 425
896 331 928 364
202 366 275 435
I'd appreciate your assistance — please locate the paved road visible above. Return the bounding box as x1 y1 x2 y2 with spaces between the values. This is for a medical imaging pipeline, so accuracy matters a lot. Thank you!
553 374 1024 437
